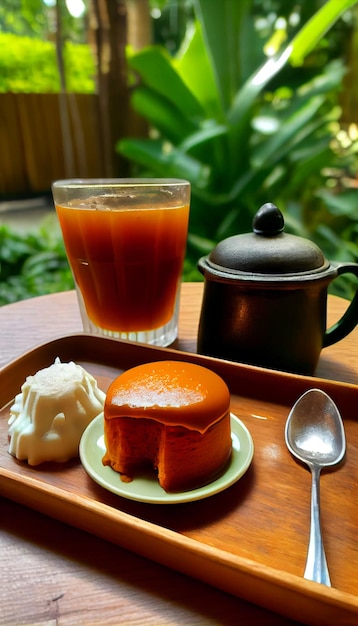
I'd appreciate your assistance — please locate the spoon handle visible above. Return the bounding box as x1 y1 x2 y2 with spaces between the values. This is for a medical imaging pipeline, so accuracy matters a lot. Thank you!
304 466 331 586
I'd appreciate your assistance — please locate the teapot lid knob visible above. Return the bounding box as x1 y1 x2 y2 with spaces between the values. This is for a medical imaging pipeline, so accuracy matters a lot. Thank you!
253 203 284 236
201 201 327 275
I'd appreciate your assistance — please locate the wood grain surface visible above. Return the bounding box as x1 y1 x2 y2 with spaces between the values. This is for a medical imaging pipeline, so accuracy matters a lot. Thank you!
1 283 358 626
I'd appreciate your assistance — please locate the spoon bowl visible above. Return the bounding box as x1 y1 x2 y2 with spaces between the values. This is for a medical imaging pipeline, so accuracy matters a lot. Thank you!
285 388 346 586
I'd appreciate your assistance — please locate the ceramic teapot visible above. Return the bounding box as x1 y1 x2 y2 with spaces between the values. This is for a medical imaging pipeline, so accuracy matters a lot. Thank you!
197 203 358 375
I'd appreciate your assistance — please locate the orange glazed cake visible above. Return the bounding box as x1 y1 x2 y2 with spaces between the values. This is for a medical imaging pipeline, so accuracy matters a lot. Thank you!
102 360 232 492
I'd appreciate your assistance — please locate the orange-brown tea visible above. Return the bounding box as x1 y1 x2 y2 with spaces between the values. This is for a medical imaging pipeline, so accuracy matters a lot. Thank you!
56 197 189 332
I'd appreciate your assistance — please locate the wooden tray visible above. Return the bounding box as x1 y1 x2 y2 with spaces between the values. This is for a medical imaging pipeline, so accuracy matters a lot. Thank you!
1 334 358 625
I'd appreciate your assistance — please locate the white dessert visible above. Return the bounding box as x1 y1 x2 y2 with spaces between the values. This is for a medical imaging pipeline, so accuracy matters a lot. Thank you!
8 358 105 465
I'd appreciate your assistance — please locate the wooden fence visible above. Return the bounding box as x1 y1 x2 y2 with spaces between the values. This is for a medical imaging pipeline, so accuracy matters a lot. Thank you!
0 93 131 198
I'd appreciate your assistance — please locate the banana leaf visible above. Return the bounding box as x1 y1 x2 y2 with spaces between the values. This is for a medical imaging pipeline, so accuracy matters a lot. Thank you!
174 21 222 120
118 137 211 185
252 95 329 168
193 0 253 110
119 0 358 256
128 46 203 121
131 85 199 143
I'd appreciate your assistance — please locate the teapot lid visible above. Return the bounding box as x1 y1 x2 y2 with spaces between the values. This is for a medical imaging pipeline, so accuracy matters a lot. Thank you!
207 203 326 275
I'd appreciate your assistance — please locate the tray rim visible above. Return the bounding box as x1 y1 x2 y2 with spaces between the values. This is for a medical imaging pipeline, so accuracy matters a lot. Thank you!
1 333 358 626
2 332 358 410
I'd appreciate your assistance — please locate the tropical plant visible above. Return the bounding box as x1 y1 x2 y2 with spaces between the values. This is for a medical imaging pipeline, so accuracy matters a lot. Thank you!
118 0 358 296
0 218 74 305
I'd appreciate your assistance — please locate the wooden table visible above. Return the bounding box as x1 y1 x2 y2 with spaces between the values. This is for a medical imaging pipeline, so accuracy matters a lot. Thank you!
1 283 357 626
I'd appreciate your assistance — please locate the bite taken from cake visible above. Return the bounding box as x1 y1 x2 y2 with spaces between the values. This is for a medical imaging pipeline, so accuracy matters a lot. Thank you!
102 360 232 492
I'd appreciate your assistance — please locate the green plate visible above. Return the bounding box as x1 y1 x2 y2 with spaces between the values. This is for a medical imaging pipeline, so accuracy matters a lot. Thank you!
79 413 254 504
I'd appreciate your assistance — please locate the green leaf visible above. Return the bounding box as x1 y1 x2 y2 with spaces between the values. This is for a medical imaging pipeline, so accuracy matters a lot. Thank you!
228 1 356 127
174 21 223 120
131 85 198 143
297 59 346 98
289 0 358 66
193 0 252 111
228 45 293 128
222 1 355 174
178 122 229 180
315 189 358 218
118 138 210 185
252 95 327 168
22 250 67 276
179 122 228 154
128 46 203 121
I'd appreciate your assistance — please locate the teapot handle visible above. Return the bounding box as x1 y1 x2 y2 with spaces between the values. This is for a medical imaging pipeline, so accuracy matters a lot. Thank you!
323 262 358 347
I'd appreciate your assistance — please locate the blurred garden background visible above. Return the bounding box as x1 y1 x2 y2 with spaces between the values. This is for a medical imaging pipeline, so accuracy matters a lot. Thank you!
0 0 357 305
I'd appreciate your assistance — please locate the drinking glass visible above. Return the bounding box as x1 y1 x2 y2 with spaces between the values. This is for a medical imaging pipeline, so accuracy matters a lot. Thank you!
52 178 190 346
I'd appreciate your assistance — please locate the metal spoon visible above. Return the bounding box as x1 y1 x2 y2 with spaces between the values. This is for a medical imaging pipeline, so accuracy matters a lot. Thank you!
285 388 346 586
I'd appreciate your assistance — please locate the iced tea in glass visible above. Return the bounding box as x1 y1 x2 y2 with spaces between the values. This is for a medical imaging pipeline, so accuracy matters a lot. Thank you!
52 179 190 346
